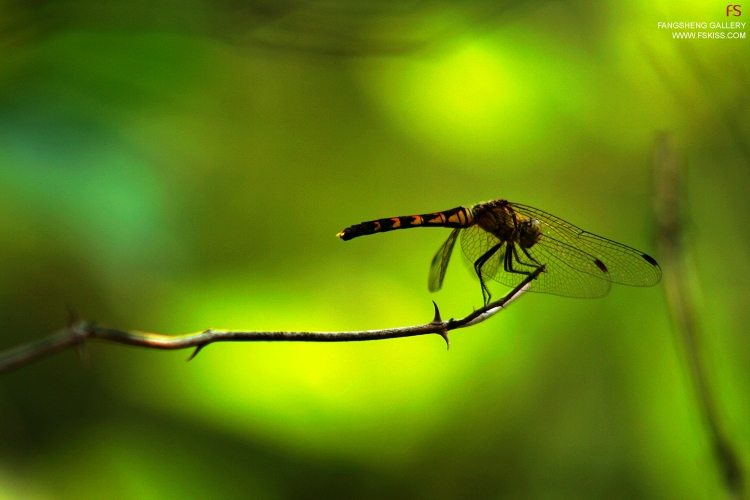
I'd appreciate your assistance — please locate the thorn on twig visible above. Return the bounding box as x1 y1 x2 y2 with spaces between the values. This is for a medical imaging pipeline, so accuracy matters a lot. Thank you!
186 345 206 362
66 308 92 366
76 342 90 365
429 302 450 349
431 301 442 323
438 330 450 350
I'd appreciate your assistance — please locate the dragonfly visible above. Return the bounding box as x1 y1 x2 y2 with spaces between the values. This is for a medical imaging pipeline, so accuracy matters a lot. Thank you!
337 199 661 305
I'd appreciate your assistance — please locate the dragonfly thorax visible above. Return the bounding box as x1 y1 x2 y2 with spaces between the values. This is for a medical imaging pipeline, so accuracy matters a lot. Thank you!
473 200 514 239
472 200 542 249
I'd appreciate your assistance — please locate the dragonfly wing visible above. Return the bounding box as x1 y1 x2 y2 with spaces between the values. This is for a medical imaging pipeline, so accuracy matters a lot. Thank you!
512 203 662 287
459 224 611 298
521 234 612 298
428 228 461 292
458 225 502 278
576 232 662 286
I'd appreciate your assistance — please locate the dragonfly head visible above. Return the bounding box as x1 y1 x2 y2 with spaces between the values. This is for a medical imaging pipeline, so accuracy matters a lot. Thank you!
517 218 542 249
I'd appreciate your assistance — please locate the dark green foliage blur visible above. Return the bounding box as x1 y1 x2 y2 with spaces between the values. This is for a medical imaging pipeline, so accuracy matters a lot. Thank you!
0 1 748 498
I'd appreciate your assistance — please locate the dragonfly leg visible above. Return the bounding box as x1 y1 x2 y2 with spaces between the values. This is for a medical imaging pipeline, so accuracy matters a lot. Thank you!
504 244 533 276
474 242 504 306
517 246 542 268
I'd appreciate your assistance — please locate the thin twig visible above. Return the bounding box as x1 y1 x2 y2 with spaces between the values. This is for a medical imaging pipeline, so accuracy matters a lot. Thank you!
0 266 545 374
653 132 743 498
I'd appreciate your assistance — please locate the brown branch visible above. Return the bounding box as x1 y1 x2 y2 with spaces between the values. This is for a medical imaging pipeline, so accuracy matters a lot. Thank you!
0 266 545 374
653 132 743 498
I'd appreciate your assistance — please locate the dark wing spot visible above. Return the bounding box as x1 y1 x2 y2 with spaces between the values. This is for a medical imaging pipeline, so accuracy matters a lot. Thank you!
642 253 659 266
594 258 608 273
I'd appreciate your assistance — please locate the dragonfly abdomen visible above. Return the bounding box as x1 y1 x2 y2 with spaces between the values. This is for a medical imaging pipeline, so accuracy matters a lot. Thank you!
337 206 472 241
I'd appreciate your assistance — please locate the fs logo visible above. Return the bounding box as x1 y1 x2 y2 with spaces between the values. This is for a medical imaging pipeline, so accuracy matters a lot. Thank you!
726 4 742 16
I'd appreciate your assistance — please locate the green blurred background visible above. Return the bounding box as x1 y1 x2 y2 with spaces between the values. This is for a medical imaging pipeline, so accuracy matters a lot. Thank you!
0 1 748 498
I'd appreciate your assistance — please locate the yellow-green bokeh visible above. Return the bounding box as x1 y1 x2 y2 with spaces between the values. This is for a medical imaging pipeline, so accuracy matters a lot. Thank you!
0 1 748 498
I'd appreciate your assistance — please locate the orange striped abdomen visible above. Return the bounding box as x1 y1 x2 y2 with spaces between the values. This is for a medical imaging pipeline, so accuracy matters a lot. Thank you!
337 206 473 241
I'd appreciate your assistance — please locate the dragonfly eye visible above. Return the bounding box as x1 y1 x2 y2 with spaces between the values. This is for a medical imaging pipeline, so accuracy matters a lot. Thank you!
518 218 543 248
